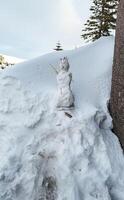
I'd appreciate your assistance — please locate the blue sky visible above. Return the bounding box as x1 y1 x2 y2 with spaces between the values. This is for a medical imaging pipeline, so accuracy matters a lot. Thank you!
0 0 91 59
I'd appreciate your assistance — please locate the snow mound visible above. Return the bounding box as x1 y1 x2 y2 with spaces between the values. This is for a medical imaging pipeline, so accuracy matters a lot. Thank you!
0 37 124 200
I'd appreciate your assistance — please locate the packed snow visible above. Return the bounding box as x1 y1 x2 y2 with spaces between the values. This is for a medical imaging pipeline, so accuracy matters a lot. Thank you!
56 57 74 109
0 36 124 200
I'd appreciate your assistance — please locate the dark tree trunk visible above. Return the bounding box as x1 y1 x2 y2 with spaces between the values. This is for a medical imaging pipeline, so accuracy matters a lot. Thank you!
110 0 124 150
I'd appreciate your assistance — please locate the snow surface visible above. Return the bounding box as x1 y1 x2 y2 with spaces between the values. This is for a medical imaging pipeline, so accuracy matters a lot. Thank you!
0 36 124 200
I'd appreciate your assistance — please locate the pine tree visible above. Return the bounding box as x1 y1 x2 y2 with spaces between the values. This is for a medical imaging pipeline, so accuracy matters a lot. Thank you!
0 55 5 65
54 41 63 51
81 0 119 42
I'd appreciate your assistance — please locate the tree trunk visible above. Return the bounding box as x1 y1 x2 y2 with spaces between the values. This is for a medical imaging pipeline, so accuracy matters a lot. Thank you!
110 0 124 150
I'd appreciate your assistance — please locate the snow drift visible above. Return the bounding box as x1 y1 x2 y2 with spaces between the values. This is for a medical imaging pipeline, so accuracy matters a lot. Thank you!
0 36 124 200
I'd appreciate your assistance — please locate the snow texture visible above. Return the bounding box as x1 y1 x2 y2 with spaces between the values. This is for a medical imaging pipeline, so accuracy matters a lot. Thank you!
0 36 124 200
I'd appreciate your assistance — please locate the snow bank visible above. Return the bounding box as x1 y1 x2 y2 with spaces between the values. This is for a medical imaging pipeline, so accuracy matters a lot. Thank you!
0 36 124 200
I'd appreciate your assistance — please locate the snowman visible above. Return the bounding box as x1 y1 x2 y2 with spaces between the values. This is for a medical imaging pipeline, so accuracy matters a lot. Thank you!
56 57 74 110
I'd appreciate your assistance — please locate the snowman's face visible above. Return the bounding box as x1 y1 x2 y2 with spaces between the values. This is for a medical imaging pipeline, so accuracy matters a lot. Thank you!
60 57 69 71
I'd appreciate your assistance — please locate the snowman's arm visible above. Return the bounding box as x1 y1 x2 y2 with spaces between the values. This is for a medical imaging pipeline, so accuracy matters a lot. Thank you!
69 73 72 79
50 64 59 74
69 73 73 86
69 73 72 81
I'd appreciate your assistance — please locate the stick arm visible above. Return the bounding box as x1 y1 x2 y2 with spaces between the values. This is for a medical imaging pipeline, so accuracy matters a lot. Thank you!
50 64 59 74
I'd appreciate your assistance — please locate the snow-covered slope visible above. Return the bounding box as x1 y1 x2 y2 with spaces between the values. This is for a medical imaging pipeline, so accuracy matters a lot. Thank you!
0 36 124 200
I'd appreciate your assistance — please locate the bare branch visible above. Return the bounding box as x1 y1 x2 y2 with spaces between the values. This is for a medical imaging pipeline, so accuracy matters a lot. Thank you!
49 64 58 74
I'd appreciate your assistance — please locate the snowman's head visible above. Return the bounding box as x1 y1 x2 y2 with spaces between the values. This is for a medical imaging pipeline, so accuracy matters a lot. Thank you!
59 57 70 71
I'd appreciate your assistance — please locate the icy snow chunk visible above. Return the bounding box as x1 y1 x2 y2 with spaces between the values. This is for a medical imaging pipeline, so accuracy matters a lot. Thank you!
94 110 112 130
